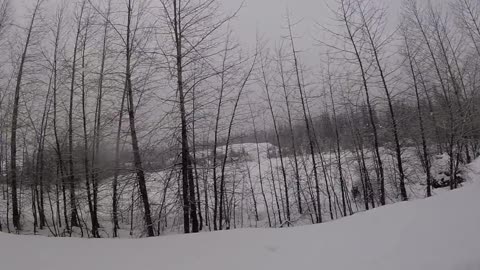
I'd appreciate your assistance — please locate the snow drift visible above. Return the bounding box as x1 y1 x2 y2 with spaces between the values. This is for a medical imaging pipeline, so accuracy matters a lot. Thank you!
1 180 479 270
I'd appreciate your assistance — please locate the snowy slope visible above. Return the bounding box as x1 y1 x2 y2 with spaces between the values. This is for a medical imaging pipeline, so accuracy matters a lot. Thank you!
1 180 479 270
0 143 457 236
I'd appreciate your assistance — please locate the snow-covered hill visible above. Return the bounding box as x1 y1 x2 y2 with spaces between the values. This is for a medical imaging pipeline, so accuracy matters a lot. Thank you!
1 171 479 270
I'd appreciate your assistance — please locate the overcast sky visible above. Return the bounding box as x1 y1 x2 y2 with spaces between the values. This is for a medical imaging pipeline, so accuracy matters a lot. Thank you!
12 0 403 49
221 0 403 51
10 0 418 72
8 0 444 131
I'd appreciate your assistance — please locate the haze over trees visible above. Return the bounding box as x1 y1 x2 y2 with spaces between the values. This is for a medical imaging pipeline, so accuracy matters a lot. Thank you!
0 0 478 237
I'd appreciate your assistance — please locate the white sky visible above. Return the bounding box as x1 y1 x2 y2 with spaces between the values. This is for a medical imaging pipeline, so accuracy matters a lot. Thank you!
12 0 405 57
9 0 441 80
221 0 404 62
10 0 440 94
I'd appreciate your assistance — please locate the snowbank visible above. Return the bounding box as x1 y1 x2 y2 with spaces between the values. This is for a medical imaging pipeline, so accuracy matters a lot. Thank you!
1 180 479 270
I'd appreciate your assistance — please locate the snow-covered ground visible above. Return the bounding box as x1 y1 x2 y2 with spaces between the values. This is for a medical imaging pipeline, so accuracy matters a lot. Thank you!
0 142 471 237
1 163 479 270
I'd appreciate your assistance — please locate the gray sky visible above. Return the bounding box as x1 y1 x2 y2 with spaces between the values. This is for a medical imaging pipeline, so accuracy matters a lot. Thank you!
221 0 403 55
13 0 403 53
9 0 427 79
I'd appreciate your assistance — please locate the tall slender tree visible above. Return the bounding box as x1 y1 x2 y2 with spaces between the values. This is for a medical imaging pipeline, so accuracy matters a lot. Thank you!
10 0 42 231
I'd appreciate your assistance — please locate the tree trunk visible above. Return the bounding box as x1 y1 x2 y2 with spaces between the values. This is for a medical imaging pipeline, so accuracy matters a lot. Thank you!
403 34 432 197
218 54 257 229
68 1 87 228
249 104 271 227
277 51 302 215
9 0 41 231
339 0 386 205
260 56 291 224
125 0 154 237
287 16 322 222
80 21 100 238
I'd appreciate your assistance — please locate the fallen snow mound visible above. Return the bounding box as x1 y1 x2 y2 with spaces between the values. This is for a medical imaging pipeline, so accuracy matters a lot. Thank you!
1 182 479 270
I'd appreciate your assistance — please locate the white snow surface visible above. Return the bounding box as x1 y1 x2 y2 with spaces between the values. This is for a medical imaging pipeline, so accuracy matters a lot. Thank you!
1 178 479 269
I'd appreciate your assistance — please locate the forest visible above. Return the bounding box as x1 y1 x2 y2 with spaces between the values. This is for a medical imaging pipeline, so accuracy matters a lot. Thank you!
0 0 478 238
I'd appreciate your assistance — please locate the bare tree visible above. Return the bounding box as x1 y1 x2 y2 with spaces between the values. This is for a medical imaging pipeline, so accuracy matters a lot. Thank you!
286 13 322 222
90 0 112 238
10 0 42 231
356 0 407 201
259 48 291 224
218 51 257 229
325 62 348 215
327 0 387 205
403 0 459 191
275 44 302 215
401 27 432 197
124 0 155 237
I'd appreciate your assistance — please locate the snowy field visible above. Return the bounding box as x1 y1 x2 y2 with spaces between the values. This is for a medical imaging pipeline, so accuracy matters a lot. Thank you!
0 142 469 237
1 161 479 270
